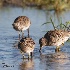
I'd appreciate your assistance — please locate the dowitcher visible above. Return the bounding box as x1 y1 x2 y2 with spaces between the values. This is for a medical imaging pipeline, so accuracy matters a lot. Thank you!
39 30 70 52
12 16 31 40
18 37 35 59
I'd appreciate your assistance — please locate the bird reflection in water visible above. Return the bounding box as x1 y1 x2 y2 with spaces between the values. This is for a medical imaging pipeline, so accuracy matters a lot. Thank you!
20 59 34 70
46 52 68 64
40 51 69 70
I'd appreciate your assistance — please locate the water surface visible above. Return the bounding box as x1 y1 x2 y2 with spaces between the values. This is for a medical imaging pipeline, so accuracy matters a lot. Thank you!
0 6 70 70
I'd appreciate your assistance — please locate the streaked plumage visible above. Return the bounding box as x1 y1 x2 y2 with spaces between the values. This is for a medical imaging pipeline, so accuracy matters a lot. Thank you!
12 16 31 40
39 30 70 52
18 37 35 59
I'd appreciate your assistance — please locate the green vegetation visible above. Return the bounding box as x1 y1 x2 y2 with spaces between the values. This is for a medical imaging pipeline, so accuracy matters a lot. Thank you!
0 0 70 12
22 0 70 12
56 21 70 31
42 17 70 31
42 17 70 42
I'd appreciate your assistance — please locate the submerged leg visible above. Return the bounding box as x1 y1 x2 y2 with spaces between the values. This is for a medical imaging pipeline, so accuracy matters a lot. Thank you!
20 50 25 59
27 28 29 37
55 46 60 52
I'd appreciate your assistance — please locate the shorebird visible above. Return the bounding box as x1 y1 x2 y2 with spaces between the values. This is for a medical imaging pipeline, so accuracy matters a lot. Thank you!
39 30 70 52
18 37 35 59
12 16 31 40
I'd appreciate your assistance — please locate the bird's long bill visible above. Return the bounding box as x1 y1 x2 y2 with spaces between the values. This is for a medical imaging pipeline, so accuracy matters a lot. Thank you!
39 44 42 52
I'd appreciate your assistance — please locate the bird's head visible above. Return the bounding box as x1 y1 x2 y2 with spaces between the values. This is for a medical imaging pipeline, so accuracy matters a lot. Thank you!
39 37 48 52
12 23 15 29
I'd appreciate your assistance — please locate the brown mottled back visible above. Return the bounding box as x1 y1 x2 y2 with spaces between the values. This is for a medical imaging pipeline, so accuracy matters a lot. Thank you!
44 30 70 45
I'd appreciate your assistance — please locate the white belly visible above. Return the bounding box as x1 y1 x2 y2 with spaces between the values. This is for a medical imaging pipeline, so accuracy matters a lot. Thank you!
54 36 69 46
22 26 30 31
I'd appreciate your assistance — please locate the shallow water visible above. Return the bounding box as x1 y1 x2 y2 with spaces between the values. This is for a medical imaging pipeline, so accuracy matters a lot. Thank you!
0 6 70 70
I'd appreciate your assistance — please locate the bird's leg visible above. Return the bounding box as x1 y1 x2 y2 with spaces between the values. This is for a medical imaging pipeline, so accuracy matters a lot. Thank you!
22 31 24 38
55 46 60 52
28 53 30 60
18 31 20 40
30 52 33 59
27 28 29 37
22 54 25 59
62 43 64 46
20 50 25 59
